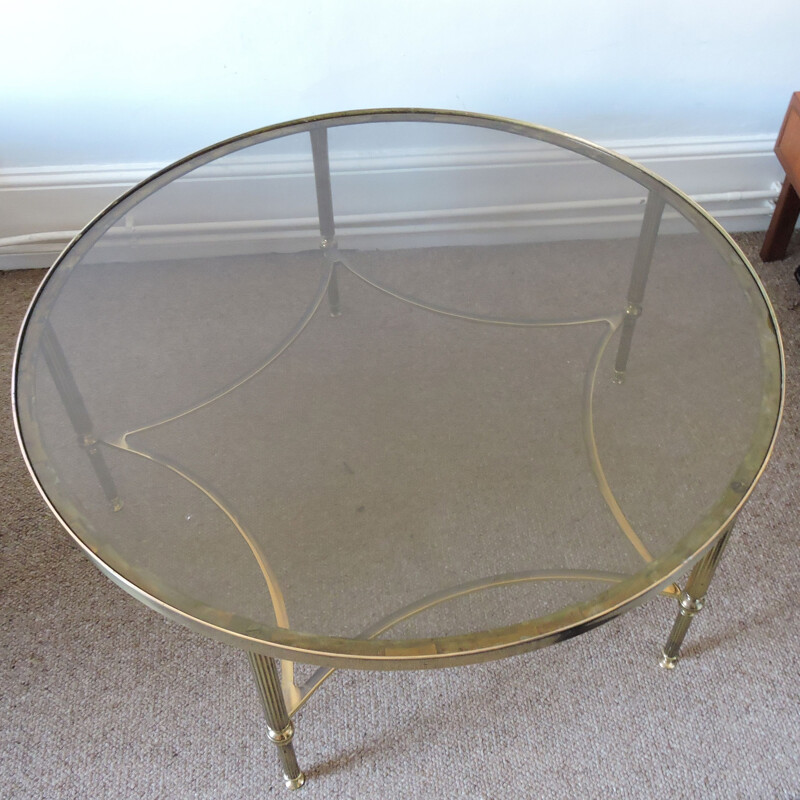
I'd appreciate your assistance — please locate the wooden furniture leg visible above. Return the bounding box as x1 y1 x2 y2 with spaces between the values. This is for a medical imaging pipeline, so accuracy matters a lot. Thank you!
761 92 800 262
760 179 800 262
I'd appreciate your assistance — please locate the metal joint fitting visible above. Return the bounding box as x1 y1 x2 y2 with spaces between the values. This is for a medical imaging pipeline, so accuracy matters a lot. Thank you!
678 591 704 616
267 721 295 746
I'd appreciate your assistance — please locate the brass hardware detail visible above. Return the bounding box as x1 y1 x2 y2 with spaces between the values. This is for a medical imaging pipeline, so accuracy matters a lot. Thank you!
624 303 643 318
660 525 733 669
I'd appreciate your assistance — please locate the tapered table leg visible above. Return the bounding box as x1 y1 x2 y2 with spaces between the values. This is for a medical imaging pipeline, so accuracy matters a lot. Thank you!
613 190 665 384
248 652 306 790
40 320 123 511
310 126 342 317
760 180 800 262
659 524 733 669
322 242 342 317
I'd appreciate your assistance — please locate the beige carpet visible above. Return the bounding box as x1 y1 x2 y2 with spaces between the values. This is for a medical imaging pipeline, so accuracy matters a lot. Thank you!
2 231 799 799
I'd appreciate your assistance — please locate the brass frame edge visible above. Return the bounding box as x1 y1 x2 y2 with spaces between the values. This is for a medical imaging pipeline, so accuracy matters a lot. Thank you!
11 108 786 672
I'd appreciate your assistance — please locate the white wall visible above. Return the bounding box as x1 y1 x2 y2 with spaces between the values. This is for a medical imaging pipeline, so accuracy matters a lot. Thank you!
1 0 799 263
2 0 798 167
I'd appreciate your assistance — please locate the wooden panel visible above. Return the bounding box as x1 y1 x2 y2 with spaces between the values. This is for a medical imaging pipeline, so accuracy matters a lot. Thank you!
761 92 800 261
776 91 800 187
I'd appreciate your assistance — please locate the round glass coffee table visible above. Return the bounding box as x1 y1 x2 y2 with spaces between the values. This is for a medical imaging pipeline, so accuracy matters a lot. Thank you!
13 110 784 790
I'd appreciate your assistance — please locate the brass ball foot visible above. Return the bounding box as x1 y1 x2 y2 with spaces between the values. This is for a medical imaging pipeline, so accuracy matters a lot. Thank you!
284 772 306 790
659 651 679 670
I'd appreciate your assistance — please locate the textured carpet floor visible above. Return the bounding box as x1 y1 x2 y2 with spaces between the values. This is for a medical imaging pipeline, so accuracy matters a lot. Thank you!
2 232 799 799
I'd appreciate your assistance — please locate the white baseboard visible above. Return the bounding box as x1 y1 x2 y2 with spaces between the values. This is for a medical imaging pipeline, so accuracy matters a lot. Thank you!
0 134 782 270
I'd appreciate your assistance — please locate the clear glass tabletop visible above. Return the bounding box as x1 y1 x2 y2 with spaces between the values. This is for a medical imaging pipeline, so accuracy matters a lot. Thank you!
13 110 783 669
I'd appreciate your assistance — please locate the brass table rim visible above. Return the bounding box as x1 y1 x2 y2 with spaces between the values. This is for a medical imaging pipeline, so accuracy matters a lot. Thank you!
12 108 786 670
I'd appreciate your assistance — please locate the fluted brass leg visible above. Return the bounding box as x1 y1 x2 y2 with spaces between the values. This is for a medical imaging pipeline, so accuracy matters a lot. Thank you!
613 190 665 383
40 320 123 511
659 524 733 669
310 126 342 318
324 246 342 317
248 652 306 790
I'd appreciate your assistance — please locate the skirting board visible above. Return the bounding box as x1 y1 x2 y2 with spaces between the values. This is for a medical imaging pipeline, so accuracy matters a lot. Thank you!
0 134 782 270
